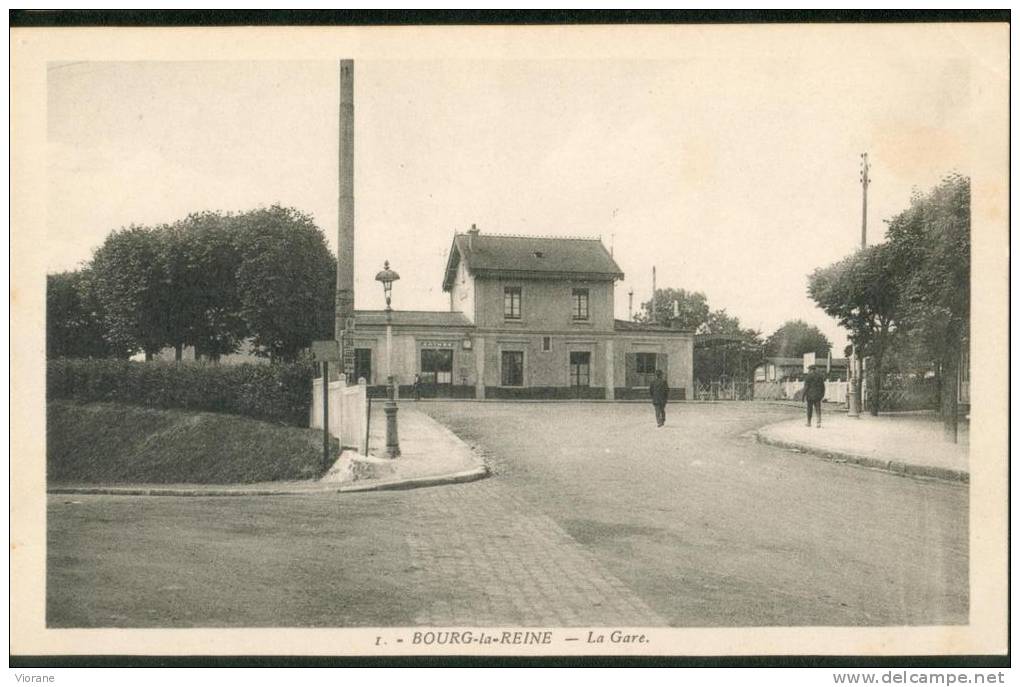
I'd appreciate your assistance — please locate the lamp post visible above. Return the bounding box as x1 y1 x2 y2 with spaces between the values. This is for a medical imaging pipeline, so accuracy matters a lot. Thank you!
375 261 401 458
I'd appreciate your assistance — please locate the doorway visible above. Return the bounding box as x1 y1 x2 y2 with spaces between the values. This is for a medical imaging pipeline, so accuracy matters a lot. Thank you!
569 351 591 397
420 348 454 397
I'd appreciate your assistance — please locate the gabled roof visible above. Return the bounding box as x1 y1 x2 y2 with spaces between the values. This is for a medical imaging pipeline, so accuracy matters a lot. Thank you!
443 231 624 291
354 310 473 328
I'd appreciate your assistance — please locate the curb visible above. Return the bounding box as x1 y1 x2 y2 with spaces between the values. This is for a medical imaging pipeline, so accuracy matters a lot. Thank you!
47 466 491 498
338 465 490 493
754 432 969 484
47 486 328 497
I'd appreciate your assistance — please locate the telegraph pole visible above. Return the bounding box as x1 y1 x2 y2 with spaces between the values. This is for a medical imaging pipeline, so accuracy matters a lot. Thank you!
859 152 870 249
848 152 870 418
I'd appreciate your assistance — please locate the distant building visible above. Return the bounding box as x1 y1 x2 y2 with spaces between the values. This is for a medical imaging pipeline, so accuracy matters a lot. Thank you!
148 339 267 365
350 226 694 400
754 354 847 382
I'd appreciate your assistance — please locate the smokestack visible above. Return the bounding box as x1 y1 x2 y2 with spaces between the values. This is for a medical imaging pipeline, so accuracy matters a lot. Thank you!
335 59 355 341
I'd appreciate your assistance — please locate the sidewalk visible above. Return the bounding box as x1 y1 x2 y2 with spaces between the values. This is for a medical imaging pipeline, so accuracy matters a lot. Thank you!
331 405 488 492
51 406 487 497
755 411 969 482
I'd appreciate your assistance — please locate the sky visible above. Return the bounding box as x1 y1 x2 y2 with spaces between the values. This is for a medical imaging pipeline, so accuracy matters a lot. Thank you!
45 31 1006 351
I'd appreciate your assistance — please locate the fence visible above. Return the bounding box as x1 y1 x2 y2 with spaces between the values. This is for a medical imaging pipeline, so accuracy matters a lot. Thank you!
309 374 368 455
695 379 754 401
753 380 848 404
865 377 937 412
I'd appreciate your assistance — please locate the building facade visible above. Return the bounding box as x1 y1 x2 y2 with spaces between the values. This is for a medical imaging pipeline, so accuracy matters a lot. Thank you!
350 227 694 400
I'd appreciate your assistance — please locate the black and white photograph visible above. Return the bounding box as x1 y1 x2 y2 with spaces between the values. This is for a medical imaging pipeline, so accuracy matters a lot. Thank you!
10 15 1009 664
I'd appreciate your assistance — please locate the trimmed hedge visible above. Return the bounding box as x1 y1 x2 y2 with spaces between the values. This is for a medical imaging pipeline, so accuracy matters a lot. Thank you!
47 358 315 426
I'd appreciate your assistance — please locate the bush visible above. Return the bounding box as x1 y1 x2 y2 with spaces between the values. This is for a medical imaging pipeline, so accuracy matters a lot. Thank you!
48 400 333 484
47 358 316 426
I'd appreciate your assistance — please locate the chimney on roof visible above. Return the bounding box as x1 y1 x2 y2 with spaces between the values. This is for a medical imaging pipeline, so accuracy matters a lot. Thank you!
467 223 479 250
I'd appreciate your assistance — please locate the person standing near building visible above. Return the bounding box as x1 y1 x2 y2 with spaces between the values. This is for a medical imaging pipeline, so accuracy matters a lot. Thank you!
412 373 421 401
650 369 669 427
804 364 826 428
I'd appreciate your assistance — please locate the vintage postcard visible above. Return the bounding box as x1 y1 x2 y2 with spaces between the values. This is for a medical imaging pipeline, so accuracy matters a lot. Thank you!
10 18 1009 661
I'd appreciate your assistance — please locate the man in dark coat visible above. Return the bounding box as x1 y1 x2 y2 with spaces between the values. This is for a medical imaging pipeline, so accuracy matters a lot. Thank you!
804 364 827 427
649 369 669 427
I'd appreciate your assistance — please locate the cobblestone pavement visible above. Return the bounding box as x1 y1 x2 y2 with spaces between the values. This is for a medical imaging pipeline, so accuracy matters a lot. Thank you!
404 480 664 626
48 402 968 628
48 478 665 627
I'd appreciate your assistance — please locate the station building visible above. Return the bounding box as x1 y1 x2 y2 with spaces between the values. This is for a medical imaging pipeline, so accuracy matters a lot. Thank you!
349 226 693 400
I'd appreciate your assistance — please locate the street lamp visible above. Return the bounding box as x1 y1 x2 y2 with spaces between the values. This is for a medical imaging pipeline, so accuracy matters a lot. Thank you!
375 261 401 458
376 260 400 311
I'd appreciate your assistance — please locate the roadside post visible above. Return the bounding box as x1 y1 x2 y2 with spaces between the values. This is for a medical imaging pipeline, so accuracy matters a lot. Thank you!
375 261 402 459
312 339 341 469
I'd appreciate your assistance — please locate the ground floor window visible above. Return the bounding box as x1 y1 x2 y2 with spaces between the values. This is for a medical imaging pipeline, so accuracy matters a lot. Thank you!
569 351 591 387
501 350 524 386
353 348 372 383
627 351 665 388
421 348 454 385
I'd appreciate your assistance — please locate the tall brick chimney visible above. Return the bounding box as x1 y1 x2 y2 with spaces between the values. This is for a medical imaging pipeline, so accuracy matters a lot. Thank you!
335 59 355 342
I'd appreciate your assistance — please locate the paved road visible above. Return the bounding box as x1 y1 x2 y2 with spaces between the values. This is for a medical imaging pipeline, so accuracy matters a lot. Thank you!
48 402 967 627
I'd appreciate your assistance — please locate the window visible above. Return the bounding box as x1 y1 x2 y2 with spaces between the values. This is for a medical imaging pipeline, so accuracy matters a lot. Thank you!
627 352 667 388
634 352 658 387
636 352 658 374
353 348 372 384
569 351 591 388
504 286 522 319
421 349 454 386
571 288 589 320
501 350 524 386
542 336 551 352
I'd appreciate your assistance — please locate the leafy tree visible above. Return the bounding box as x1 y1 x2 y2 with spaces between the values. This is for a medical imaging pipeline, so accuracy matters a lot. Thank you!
170 212 247 360
87 225 170 358
635 288 710 331
886 174 970 441
808 243 900 415
46 270 127 358
233 206 336 362
764 319 832 359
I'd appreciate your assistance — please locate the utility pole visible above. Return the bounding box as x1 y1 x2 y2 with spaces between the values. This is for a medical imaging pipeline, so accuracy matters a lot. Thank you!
859 152 870 249
848 152 870 418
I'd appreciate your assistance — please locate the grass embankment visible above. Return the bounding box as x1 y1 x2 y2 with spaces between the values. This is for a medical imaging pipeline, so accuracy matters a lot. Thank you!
48 400 333 484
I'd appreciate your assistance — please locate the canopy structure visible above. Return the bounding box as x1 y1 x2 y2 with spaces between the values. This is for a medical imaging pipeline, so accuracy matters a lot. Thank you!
694 333 761 350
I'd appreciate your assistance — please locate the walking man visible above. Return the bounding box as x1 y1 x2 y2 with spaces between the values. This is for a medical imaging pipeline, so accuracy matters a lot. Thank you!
804 364 826 427
649 369 669 427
